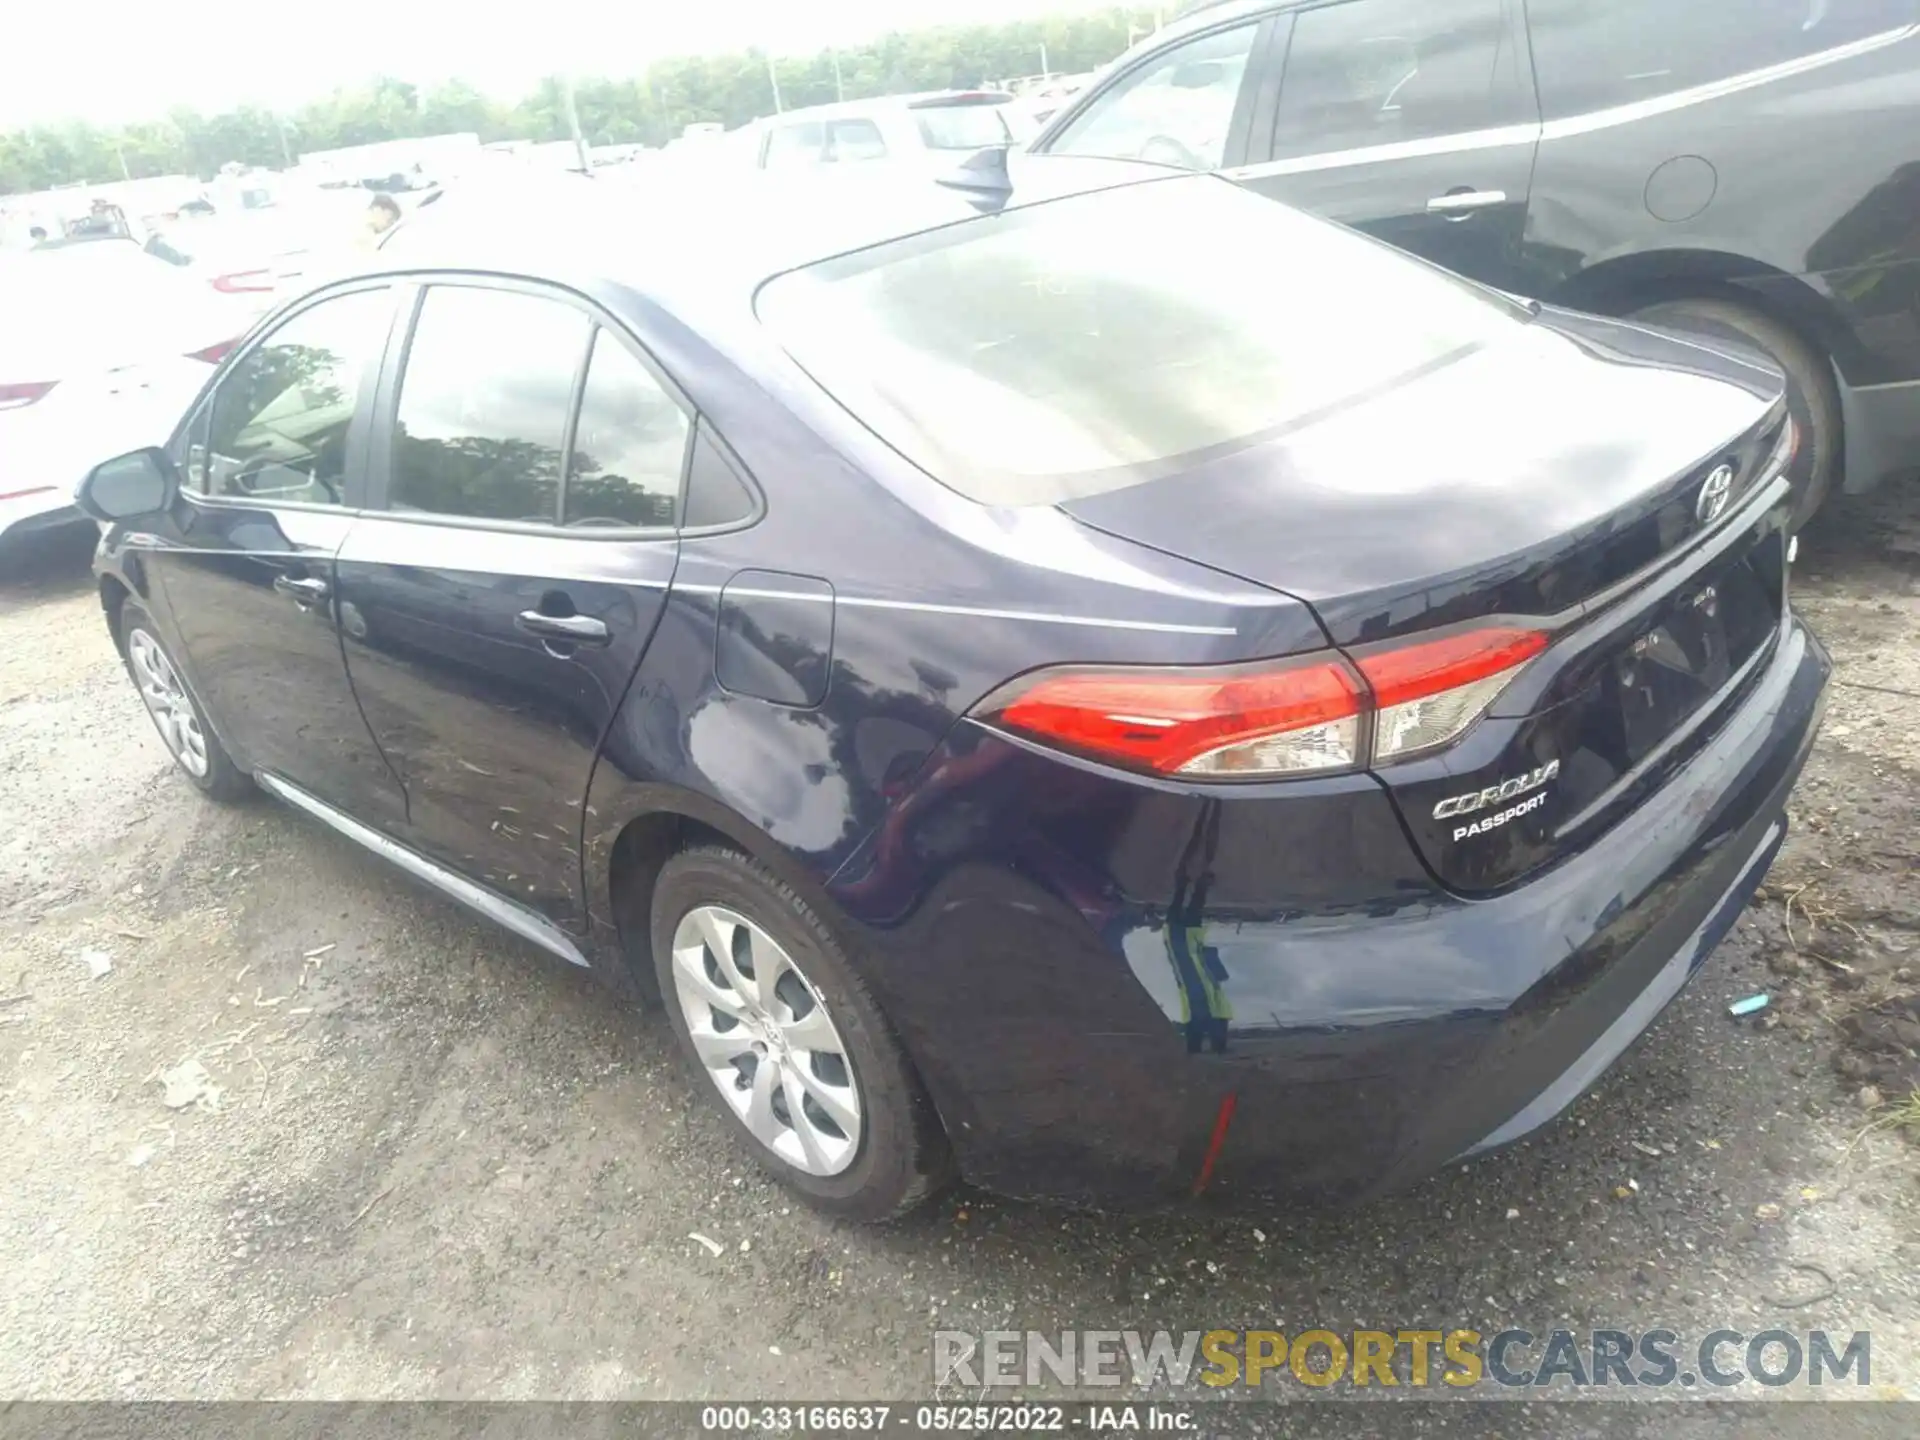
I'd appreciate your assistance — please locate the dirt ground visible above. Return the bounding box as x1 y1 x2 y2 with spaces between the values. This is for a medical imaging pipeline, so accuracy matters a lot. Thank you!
0 494 1916 1413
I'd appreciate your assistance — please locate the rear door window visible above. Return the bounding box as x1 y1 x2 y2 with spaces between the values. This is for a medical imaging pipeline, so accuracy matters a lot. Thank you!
1046 22 1264 170
1272 0 1521 160
1526 0 1914 119
388 286 589 524
763 121 826 168
825 118 889 162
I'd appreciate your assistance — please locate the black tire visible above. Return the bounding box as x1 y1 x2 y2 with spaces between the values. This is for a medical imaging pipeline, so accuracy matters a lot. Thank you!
1631 297 1841 530
118 601 252 802
650 844 951 1221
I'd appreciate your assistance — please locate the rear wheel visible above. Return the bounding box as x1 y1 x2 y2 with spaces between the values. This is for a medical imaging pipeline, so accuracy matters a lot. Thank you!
650 844 950 1221
119 602 251 801
1631 297 1841 530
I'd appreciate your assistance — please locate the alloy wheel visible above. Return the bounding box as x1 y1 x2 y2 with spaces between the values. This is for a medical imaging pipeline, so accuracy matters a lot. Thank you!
127 630 210 778
670 904 863 1176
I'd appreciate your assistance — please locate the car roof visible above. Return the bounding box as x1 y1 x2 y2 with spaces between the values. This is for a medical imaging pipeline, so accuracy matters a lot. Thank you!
363 153 1176 306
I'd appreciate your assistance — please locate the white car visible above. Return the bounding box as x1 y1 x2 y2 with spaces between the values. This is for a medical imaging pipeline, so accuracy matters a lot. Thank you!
1 242 241 555
155 188 382 321
744 92 1022 173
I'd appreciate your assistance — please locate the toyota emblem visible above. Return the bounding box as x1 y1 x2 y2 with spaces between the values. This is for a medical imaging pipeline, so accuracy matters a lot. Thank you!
1696 464 1735 524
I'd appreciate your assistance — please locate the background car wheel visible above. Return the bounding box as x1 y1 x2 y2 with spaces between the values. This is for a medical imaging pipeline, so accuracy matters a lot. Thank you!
118 602 251 801
1631 297 1841 530
651 844 951 1222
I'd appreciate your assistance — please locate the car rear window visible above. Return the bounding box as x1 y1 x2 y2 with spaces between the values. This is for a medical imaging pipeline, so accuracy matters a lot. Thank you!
756 175 1529 505
913 101 1014 150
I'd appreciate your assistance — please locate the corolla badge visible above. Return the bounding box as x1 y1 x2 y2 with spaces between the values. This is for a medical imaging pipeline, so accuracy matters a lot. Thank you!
1696 464 1735 524
1434 760 1561 842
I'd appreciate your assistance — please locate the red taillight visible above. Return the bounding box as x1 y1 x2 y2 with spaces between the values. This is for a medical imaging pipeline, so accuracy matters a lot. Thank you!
211 269 275 294
0 380 57 411
0 485 58 502
988 655 1365 777
1355 626 1549 762
978 623 1550 780
188 339 238 365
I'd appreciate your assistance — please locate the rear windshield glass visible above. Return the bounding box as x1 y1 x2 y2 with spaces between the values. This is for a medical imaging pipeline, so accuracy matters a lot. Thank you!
756 176 1530 505
913 101 1015 149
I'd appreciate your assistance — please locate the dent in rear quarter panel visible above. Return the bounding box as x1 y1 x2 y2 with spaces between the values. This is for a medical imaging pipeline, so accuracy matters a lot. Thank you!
823 724 1448 1206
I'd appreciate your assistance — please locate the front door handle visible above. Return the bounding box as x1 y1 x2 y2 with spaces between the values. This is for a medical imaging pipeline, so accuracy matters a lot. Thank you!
1427 189 1507 217
516 610 611 647
274 574 330 606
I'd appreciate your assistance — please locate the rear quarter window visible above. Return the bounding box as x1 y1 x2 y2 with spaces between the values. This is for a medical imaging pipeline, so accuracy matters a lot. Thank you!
1527 0 1914 119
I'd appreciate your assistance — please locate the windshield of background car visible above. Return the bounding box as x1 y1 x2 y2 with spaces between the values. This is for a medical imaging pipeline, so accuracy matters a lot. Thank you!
913 101 1015 149
755 176 1531 504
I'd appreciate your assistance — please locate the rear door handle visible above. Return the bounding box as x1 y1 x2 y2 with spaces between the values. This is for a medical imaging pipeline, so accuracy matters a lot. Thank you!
274 575 330 606
516 610 611 646
1427 189 1507 216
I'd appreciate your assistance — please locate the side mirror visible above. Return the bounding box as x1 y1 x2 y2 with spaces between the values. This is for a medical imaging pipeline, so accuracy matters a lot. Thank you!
1170 63 1224 90
76 447 179 523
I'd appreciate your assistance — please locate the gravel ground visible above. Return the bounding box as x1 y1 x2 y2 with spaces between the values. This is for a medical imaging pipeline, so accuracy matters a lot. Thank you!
0 496 1915 1417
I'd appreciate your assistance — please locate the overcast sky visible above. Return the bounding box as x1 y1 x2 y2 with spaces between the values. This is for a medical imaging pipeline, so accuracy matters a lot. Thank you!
1 0 1125 130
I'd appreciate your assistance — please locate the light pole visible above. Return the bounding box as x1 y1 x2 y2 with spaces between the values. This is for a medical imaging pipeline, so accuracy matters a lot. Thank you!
831 48 845 102
766 52 784 113
560 73 590 171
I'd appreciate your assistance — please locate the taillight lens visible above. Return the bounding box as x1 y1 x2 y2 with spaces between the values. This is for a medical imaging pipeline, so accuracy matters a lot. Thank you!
987 655 1365 777
211 269 275 294
188 339 238 365
0 380 57 411
1357 626 1549 762
977 623 1549 780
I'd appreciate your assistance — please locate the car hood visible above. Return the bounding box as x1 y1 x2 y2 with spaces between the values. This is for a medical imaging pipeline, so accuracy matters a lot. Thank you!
1059 308 1785 644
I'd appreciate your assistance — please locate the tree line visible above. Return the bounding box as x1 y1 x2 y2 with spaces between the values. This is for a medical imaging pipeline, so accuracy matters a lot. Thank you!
0 8 1160 195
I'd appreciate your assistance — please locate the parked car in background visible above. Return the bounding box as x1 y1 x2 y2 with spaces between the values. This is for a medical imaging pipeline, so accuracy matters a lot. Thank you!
1018 72 1098 130
1033 0 1920 527
0 242 238 556
745 92 1021 172
79 160 1825 1219
156 190 379 320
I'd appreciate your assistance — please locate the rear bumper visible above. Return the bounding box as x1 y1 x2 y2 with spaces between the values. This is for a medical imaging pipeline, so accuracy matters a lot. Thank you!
838 613 1828 1208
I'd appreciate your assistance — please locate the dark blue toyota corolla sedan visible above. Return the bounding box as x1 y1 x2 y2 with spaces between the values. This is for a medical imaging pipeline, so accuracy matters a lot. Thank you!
76 157 1828 1220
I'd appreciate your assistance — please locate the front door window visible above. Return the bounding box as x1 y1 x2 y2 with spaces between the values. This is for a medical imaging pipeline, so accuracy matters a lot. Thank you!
198 287 392 506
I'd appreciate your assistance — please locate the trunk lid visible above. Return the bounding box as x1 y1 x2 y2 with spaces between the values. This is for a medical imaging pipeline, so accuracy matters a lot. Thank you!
1061 309 1784 645
1064 310 1793 892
